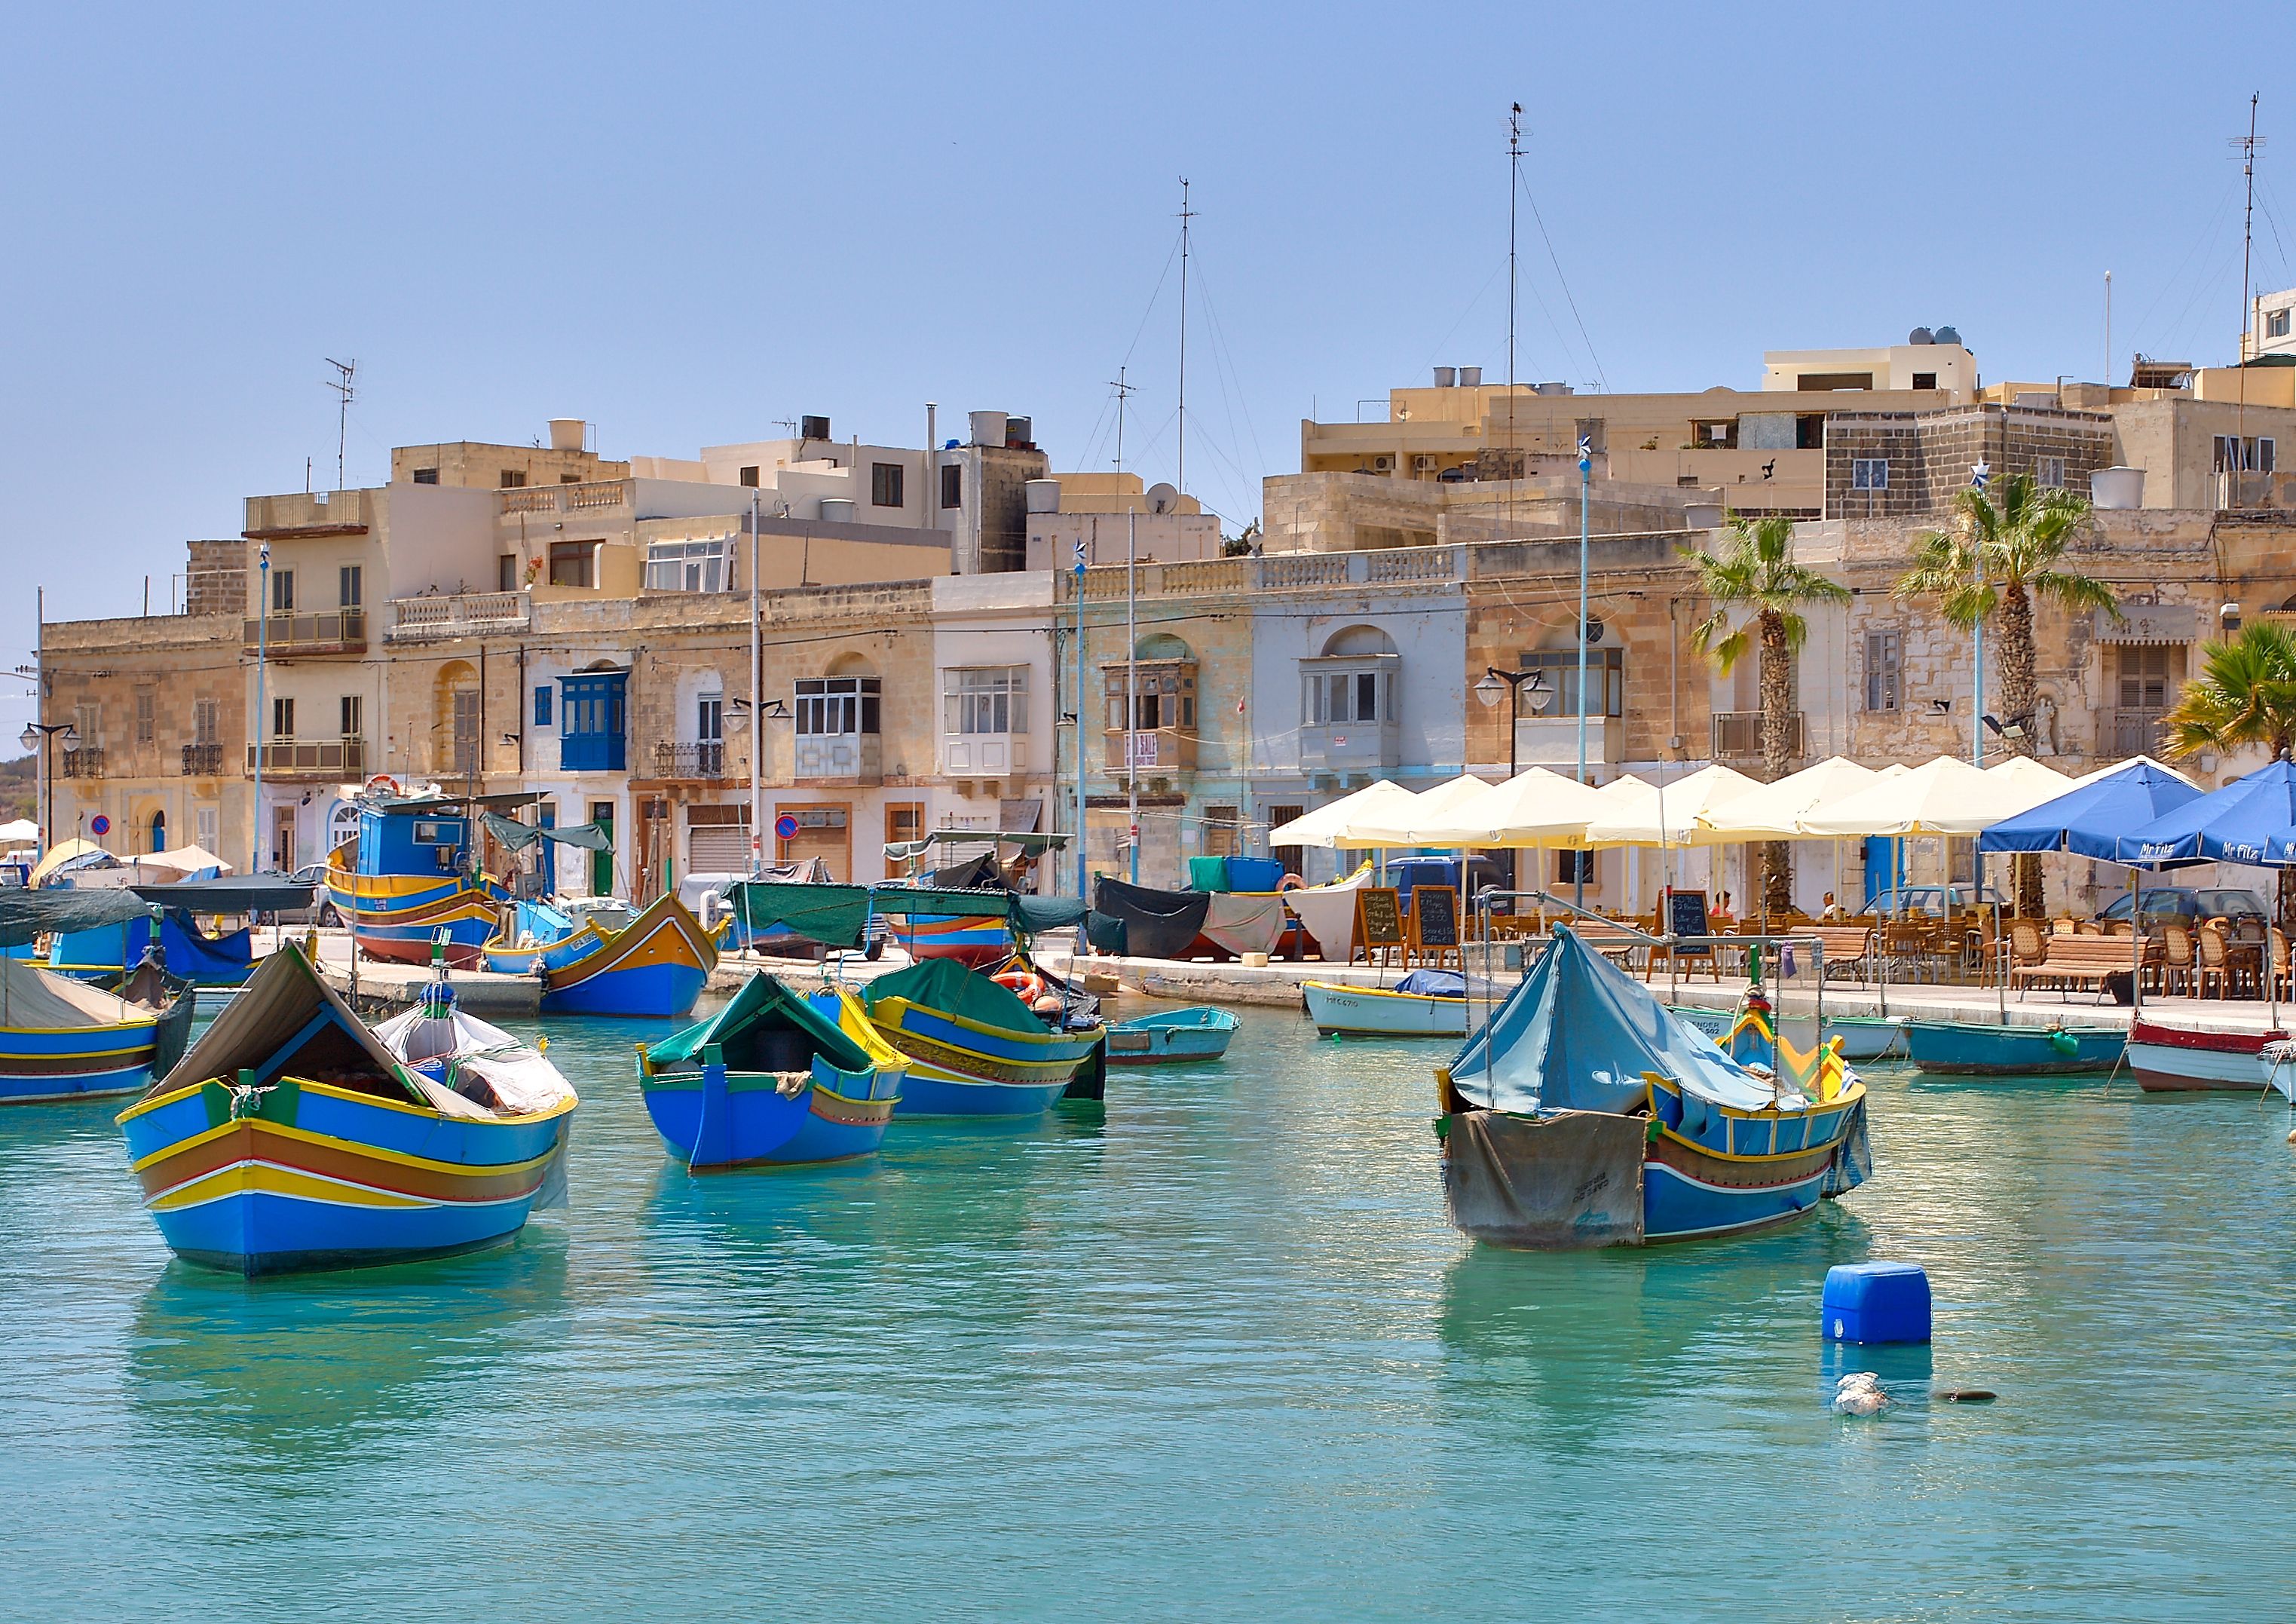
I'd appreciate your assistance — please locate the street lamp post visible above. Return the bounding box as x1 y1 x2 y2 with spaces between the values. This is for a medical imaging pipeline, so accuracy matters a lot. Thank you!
18 721 80 863
254 542 270 873
1473 665 1554 780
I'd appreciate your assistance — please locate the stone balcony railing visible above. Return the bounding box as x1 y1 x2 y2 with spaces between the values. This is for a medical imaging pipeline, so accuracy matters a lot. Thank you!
499 480 630 516
388 590 532 640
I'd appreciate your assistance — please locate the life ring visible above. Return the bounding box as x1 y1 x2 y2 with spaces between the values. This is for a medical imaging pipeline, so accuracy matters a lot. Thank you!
994 969 1046 1004
363 773 403 798
1278 873 1306 891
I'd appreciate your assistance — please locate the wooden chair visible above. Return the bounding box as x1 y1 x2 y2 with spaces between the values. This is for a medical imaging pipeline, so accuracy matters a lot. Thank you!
2161 924 2196 997
2103 920 2134 938
2051 916 2078 936
2009 920 2050 987
2075 920 2103 936
2197 924 2236 1000
2273 927 2292 1002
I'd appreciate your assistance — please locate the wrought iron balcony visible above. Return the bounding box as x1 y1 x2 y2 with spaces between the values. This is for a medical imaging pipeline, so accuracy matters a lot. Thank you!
179 742 224 776
59 747 105 780
652 740 727 780
242 608 366 655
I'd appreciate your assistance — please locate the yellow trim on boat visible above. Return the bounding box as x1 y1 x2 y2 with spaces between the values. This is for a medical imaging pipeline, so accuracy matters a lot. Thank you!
1300 979 1462 1004
148 1161 439 1212
118 1074 578 1127
127 1114 571 1178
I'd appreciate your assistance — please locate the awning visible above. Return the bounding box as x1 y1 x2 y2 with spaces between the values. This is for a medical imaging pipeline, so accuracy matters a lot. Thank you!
479 813 612 853
129 876 318 915
726 882 1085 948
883 830 1069 862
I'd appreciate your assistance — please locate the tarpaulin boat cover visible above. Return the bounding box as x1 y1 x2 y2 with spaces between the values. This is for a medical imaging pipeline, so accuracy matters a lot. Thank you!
1199 893 1287 957
728 884 1084 948
1443 1109 1647 1247
1091 877 1209 960
0 887 155 949
128 876 319 915
479 812 612 853
0 954 164 1028
372 1001 578 1120
1394 969 1467 997
1281 865 1370 961
158 912 253 981
1447 926 1780 1116
148 945 421 1102
645 971 871 1074
860 955 1041 1031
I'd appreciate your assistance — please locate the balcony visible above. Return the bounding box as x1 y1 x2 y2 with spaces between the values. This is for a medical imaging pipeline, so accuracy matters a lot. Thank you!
1297 720 1398 773
652 741 728 780
1104 726 1196 775
390 590 532 641
1711 709 1804 761
1517 715 1625 768
179 742 224 776
945 731 1024 775
243 490 369 538
2110 707 2168 757
243 608 366 656
59 747 105 780
794 732 882 785
249 737 366 779
498 480 629 516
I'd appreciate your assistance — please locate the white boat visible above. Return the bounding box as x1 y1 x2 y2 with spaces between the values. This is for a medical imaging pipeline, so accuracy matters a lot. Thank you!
1303 971 1468 1037
2129 1019 2280 1093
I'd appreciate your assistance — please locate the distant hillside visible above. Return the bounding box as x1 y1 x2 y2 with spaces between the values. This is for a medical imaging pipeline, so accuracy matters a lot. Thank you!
0 755 34 824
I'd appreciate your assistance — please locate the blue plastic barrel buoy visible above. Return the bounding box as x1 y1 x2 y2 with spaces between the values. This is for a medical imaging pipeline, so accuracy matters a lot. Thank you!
1822 1261 1932 1344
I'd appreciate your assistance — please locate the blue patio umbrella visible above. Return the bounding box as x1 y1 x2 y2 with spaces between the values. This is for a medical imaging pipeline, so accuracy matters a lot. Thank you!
1979 759 2203 862
2116 758 2296 866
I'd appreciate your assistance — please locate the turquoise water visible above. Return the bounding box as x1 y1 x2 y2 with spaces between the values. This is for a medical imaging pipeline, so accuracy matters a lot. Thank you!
5 1008 2295 1621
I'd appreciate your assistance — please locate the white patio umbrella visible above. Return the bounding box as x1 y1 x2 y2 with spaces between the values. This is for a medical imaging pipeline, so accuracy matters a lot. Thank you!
1798 754 2059 837
1265 781 1419 850
1596 774 1651 801
1581 764 1765 847
1406 767 1617 846
1694 757 1881 842
1339 773 1496 846
1982 755 2075 806
0 818 40 845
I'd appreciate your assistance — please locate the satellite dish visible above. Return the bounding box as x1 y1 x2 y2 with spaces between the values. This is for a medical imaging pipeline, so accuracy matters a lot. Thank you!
1146 483 1180 515
1908 326 1935 345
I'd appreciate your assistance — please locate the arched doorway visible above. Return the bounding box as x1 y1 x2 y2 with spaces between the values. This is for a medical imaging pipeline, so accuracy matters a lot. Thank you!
148 808 165 855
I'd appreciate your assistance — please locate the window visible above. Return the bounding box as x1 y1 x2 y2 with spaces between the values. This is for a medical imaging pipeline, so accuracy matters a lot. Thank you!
500 469 528 489
739 465 760 488
340 564 363 607
534 685 552 727
340 695 363 738
698 694 724 742
1851 458 1889 491
941 464 963 509
1691 419 1737 449
1795 414 1826 450
1912 371 1937 391
1518 648 1624 718
2264 438 2280 474
559 672 628 772
193 698 219 745
412 467 439 485
871 463 905 507
1864 630 1902 712
944 667 1029 735
500 553 519 592
548 541 596 588
1556 850 1596 884
271 569 295 611
74 702 99 744
2270 310 2292 339
643 537 729 593
1306 669 1390 725
272 697 295 739
2214 435 2278 473
197 806 217 850
135 691 155 744
795 676 881 737
2037 456 2067 489
2116 645 2176 710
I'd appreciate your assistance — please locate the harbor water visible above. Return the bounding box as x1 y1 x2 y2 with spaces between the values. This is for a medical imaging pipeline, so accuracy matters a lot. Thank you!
5 1006 2294 1619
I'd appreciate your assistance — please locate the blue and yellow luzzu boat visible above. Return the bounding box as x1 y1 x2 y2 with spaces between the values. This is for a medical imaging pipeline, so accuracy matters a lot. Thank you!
0 888 194 1102
1436 927 1872 1249
116 945 577 1274
326 795 513 967
859 957 1104 1117
485 893 717 1019
638 973 905 1169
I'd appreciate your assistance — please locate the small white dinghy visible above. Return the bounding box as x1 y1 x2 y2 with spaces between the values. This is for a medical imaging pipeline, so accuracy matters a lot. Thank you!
1303 970 1468 1037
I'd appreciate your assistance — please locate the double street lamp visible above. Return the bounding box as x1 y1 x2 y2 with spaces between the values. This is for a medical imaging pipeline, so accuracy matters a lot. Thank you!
18 721 80 859
1473 666 1554 780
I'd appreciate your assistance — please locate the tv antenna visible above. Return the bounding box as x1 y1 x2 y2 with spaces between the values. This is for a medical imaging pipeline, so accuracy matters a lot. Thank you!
324 357 357 490
2230 94 2265 436
1108 366 1137 479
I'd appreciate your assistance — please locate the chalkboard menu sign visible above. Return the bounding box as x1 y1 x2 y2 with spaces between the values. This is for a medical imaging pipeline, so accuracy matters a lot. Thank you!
1412 884 1460 949
1355 887 1404 957
1666 889 1713 956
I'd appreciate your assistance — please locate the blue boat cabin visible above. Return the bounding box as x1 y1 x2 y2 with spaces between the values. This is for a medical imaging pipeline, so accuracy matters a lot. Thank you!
361 808 469 875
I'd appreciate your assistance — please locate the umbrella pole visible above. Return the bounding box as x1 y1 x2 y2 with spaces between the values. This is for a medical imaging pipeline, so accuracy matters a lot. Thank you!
2129 865 2141 1018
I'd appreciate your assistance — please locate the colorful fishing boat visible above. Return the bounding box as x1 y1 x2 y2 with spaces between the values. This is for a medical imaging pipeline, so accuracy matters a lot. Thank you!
1903 1018 2125 1076
326 793 512 967
880 830 1069 966
116 945 577 1274
2123 1019 2280 1092
859 956 1104 1116
482 892 717 1018
0 888 194 1103
1436 927 1872 1248
1105 1006 1238 1065
638 973 905 1168
1668 1003 1909 1062
1303 971 1468 1037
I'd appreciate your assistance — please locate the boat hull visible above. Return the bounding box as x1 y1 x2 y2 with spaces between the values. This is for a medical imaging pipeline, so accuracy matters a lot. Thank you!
1906 1019 2126 1075
867 997 1100 1117
1303 979 1467 1037
0 994 191 1106
885 913 1011 967
1667 1006 1906 1062
326 865 505 969
490 895 718 1019
1105 1009 1239 1065
118 1077 572 1276
641 1058 899 1169
2127 1020 2278 1092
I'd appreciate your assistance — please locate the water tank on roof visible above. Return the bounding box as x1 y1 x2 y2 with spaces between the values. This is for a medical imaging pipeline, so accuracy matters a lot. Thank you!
801 415 830 441
1908 327 1935 346
2091 467 2145 510
1534 381 1573 395
819 498 856 524
1458 365 1483 387
1934 326 1962 348
1006 415 1033 446
969 410 1008 448
548 418 586 452
1434 366 1457 388
1024 479 1061 514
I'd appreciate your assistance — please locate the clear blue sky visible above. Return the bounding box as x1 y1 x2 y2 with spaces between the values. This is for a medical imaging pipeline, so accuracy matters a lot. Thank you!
3 2 2288 737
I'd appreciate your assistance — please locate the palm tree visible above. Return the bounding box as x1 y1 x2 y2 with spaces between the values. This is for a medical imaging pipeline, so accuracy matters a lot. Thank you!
1895 472 2120 915
2162 621 2296 927
1684 514 1849 915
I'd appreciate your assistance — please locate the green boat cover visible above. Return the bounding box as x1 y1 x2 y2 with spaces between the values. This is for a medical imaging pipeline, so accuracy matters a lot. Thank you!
0 887 158 949
479 812 613 853
1187 855 1230 891
647 973 874 1074
726 883 1085 948
859 955 1039 1031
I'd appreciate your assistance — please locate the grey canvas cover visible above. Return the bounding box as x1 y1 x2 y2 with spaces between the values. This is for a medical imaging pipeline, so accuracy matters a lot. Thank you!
1442 1109 1647 1247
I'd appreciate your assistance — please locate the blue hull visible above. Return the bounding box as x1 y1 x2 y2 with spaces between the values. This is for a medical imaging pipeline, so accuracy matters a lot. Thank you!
146 1187 543 1274
0 1061 152 1104
643 1077 889 1168
1906 1019 2126 1075
540 961 707 1019
1642 1158 1832 1240
892 1068 1074 1117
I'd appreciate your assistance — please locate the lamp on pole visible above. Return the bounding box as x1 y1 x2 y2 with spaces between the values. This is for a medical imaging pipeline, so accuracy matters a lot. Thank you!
1473 666 1554 780
18 722 79 863
1576 435 1592 786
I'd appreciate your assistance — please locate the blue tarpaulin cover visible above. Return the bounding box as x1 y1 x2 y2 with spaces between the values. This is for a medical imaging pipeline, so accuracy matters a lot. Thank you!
1394 969 1466 997
1446 927 1781 1116
2117 758 2296 866
1979 759 2203 861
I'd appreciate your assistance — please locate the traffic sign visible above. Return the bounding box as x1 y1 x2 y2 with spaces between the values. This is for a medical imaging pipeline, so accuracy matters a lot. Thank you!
89 814 110 837
774 814 800 841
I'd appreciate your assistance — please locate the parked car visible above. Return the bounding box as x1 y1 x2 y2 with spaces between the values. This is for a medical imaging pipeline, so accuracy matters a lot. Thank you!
1857 885 2010 918
2095 886 2269 929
